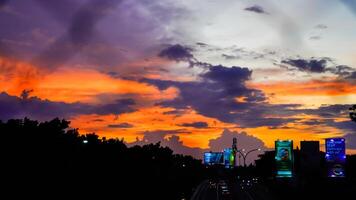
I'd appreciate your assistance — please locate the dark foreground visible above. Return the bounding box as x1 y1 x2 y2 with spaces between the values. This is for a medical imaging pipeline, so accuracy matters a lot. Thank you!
192 176 356 200
1 118 356 200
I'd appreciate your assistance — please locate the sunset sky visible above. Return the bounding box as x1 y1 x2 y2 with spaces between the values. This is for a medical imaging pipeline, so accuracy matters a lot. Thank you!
0 0 355 162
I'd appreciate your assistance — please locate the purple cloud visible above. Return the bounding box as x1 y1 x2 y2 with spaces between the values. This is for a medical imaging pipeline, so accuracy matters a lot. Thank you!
158 44 194 62
0 0 187 73
0 92 135 121
178 122 209 129
281 58 328 73
244 5 269 14
143 64 298 128
128 129 269 164
209 129 268 165
108 122 134 128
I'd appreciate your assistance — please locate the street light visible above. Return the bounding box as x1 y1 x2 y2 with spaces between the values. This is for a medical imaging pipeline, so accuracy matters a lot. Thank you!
236 148 261 167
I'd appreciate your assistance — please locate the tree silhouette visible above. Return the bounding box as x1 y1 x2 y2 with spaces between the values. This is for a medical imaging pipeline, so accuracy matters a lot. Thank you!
1 118 206 199
350 105 356 122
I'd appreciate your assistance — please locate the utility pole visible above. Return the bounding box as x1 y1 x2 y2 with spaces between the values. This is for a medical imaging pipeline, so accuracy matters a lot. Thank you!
232 137 237 167
236 148 261 167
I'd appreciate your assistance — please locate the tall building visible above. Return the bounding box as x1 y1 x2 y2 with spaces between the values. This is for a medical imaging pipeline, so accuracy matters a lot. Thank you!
300 141 320 174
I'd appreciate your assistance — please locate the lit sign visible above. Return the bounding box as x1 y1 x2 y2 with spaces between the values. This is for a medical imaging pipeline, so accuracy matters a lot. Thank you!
325 138 346 177
223 148 235 168
204 152 223 165
275 140 293 178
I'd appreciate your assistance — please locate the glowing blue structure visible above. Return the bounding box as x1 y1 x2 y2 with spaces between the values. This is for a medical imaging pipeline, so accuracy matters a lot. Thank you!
275 140 293 178
325 138 346 177
204 152 224 165
223 148 235 168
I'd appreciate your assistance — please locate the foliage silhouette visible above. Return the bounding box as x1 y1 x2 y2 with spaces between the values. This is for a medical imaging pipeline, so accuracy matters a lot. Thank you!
350 105 356 122
0 118 206 199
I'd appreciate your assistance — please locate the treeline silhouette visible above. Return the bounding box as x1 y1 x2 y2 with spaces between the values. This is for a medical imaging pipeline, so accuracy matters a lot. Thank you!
1 118 206 199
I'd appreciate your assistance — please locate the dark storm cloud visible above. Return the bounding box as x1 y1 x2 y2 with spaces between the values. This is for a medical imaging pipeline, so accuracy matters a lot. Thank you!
200 65 257 97
299 119 325 126
143 64 299 128
0 0 8 9
201 65 251 86
301 104 350 118
178 122 209 129
281 58 328 73
0 92 135 121
329 65 354 76
151 44 298 128
346 71 356 80
94 98 135 115
108 122 134 128
196 42 208 47
1 0 187 71
158 44 214 68
34 0 80 25
158 44 194 62
34 0 121 68
280 57 356 80
244 5 269 14
222 54 240 60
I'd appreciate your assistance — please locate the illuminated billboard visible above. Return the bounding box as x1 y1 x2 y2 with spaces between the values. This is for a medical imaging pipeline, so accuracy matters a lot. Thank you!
325 138 346 177
275 140 293 178
223 148 235 168
204 152 223 165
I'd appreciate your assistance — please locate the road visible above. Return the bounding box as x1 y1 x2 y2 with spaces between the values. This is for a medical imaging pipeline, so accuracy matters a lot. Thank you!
233 179 274 200
190 180 220 200
191 178 274 200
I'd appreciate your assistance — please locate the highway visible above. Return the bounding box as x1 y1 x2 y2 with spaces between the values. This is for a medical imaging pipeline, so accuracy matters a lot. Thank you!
190 180 220 200
234 178 274 200
191 178 274 200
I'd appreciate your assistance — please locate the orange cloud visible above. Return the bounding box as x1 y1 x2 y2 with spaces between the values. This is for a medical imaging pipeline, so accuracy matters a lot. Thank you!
244 123 343 150
250 80 356 96
0 57 41 95
32 68 179 103
249 80 356 106
70 106 348 152
70 106 238 148
0 57 179 104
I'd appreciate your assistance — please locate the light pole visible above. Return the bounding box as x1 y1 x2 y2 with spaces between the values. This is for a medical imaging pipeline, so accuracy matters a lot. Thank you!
236 148 261 167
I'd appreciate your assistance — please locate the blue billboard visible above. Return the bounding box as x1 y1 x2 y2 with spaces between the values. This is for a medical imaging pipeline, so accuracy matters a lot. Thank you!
275 140 293 178
223 148 235 168
325 138 346 177
204 152 224 165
